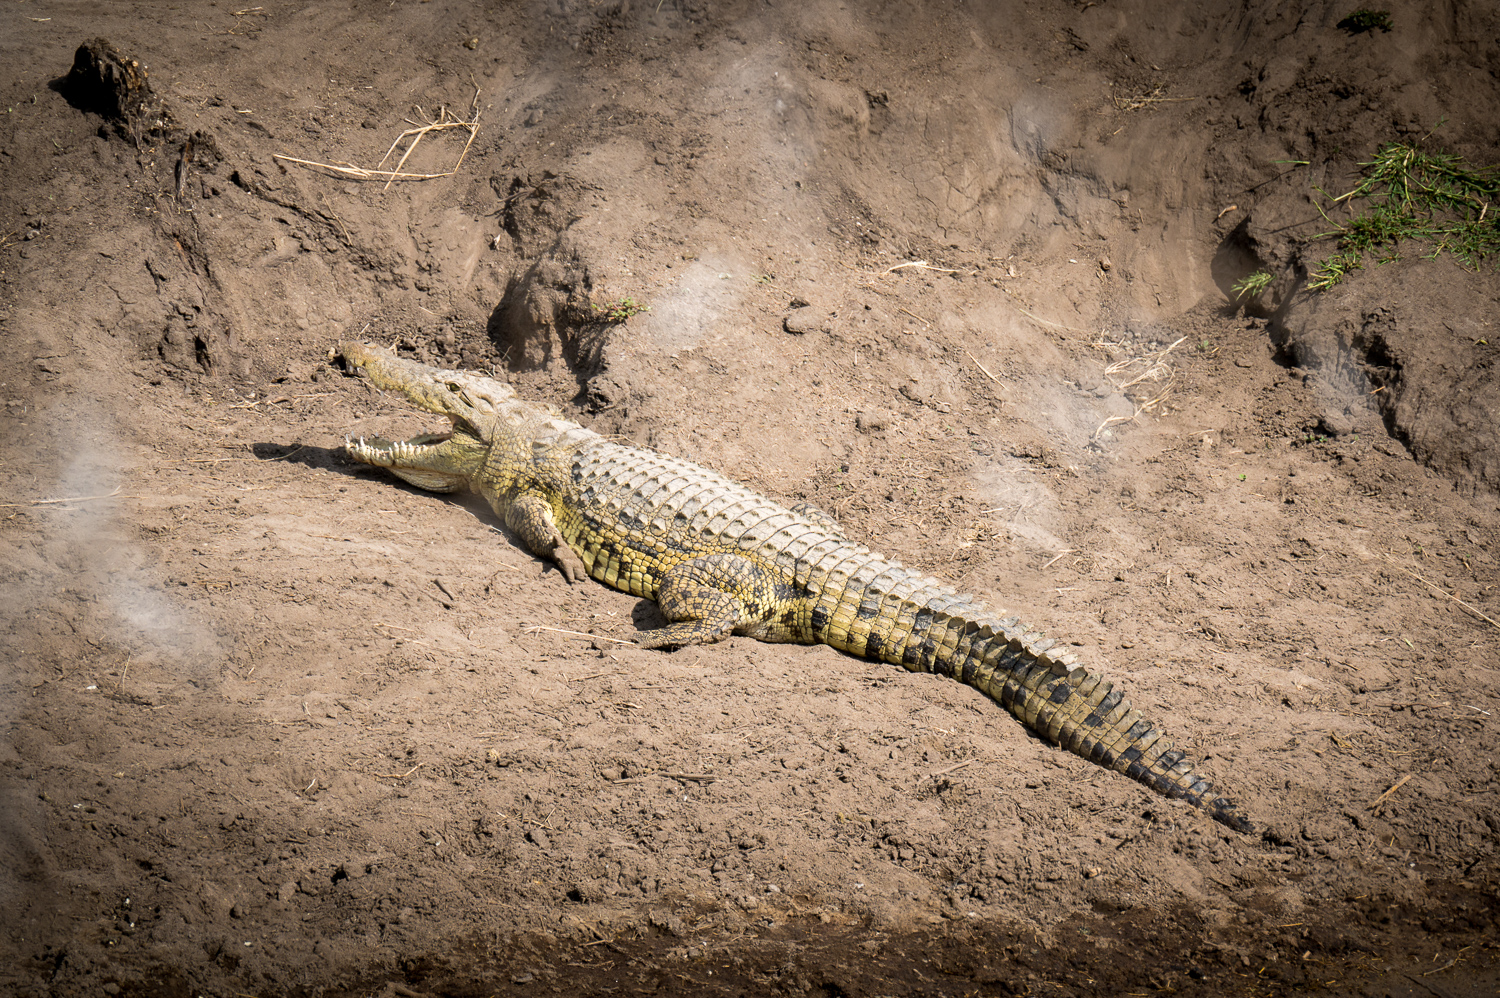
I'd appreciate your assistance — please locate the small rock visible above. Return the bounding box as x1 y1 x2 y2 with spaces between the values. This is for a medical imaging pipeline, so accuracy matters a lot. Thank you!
1234 356 1253 368
898 382 932 404
527 828 551 851
1320 412 1354 436
279 360 314 383
277 881 298 902
526 108 544 126
855 411 890 433
783 310 821 335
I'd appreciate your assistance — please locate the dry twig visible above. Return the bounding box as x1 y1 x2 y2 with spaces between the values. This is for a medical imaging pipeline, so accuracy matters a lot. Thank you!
524 625 637 646
876 259 961 276
1 485 124 508
1395 563 1500 632
998 286 1094 335
1112 86 1196 111
1368 773 1412 811
376 762 425 780
275 88 481 189
964 350 1006 387
926 759 972 779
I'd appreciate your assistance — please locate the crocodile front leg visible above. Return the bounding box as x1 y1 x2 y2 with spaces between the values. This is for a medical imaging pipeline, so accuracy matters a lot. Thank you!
636 553 799 649
503 491 587 584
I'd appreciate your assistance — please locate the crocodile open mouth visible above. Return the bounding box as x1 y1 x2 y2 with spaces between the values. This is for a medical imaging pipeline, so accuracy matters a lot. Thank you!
344 429 457 465
342 417 487 494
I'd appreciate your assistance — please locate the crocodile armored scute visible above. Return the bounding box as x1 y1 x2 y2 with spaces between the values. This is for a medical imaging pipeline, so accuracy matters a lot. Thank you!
333 342 1254 835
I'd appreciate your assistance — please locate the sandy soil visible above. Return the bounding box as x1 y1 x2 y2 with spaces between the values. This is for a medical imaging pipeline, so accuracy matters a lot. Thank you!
2 2 1498 996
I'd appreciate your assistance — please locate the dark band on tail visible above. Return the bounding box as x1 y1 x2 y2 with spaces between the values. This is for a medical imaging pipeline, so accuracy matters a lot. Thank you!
910 612 1254 834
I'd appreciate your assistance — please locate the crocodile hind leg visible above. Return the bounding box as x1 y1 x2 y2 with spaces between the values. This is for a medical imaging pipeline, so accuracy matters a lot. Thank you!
636 553 790 649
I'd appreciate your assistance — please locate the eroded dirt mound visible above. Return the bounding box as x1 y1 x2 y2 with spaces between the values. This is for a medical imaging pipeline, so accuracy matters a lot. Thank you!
1274 261 1500 496
2 2 1498 997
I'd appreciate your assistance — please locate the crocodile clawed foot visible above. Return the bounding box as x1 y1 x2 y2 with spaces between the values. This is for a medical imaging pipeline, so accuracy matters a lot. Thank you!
552 544 588 585
633 619 736 650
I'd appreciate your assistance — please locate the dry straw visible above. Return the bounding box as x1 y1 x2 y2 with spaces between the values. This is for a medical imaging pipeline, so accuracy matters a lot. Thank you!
1112 85 1196 112
1 485 125 507
275 88 481 191
1395 561 1500 632
875 260 962 276
1092 336 1186 439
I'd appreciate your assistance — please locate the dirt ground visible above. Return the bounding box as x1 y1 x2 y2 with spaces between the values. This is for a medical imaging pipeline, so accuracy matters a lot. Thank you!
3 1 1499 996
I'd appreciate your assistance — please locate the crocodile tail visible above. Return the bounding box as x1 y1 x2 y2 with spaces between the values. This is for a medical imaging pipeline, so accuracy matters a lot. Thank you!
912 612 1253 834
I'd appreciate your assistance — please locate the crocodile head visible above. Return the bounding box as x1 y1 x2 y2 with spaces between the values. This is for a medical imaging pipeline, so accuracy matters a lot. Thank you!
336 341 512 493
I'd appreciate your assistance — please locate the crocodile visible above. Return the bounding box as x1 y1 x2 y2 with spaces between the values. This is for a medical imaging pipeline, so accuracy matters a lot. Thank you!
335 341 1254 834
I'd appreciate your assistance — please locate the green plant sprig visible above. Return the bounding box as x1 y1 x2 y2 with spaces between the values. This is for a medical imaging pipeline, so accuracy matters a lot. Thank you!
1307 137 1499 290
1337 9 1393 34
592 297 651 323
1231 269 1274 300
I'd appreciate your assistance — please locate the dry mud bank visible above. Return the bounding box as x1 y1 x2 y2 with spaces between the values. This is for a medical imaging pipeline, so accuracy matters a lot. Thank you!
1 2 1497 995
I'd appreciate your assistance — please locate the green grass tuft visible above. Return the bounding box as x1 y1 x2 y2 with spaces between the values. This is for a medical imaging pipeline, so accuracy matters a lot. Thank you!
1307 136 1499 291
1231 269 1275 300
1337 9 1393 34
592 297 651 323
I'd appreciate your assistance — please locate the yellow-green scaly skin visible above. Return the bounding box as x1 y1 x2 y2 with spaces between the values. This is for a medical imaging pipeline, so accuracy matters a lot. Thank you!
336 342 1254 834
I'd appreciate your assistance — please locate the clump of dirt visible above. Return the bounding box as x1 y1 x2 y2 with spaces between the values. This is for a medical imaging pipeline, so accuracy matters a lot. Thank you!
1 3 1498 997
1276 261 1500 495
58 37 171 140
